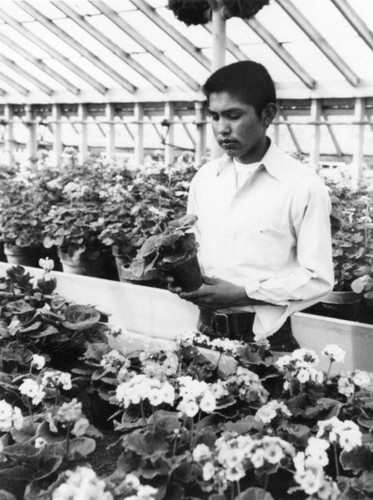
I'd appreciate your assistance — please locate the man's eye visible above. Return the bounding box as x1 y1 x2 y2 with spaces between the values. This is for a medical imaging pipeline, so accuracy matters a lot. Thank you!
227 114 241 120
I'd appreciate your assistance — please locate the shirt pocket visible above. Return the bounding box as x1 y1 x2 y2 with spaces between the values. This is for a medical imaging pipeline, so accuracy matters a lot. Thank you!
244 217 294 271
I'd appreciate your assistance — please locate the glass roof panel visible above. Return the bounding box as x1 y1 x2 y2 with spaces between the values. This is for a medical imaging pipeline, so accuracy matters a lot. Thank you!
89 14 145 53
0 1 34 22
255 2 309 43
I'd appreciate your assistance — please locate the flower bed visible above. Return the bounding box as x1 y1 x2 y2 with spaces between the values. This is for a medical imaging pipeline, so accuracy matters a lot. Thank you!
0 263 373 499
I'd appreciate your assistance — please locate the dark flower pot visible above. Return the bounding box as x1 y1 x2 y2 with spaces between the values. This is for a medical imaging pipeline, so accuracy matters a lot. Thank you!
164 253 203 292
4 244 44 268
319 290 362 321
58 248 116 280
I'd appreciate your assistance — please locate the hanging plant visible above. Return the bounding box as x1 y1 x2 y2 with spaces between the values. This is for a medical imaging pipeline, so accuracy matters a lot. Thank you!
167 0 270 25
167 0 211 26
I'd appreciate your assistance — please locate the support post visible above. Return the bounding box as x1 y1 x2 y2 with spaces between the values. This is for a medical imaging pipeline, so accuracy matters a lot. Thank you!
164 102 174 166
106 103 115 161
195 101 207 164
52 103 62 167
25 104 37 165
309 98 321 170
4 104 14 167
351 97 365 188
210 8 226 160
134 102 144 165
78 103 88 163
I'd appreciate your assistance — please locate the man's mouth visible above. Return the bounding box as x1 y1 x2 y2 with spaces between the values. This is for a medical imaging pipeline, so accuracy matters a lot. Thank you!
219 140 237 148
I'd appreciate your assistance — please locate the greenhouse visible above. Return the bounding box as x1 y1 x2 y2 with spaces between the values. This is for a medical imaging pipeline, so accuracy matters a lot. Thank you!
1 1 373 500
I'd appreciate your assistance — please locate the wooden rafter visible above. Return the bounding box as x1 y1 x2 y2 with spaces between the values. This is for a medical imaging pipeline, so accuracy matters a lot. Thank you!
0 71 29 96
0 87 6 97
322 115 343 157
17 1 136 94
330 0 373 52
245 18 316 89
275 0 360 87
0 6 107 95
90 0 200 92
130 0 211 70
0 53 53 96
0 31 79 95
203 24 249 62
54 1 166 93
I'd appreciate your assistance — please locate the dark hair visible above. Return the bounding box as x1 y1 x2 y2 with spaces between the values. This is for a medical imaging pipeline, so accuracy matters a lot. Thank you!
202 61 276 115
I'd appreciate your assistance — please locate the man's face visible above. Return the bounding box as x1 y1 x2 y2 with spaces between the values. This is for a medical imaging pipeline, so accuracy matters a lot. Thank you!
207 91 272 164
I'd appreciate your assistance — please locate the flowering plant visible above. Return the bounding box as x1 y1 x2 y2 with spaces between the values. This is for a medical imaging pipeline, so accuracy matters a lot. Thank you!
0 164 61 248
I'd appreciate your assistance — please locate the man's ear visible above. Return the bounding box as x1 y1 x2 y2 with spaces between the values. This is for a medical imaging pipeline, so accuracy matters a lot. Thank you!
262 103 278 129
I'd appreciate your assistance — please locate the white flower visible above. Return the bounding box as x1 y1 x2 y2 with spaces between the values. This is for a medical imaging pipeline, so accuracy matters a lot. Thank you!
338 376 355 397
178 399 199 418
352 370 371 389
31 354 46 370
52 466 113 500
0 400 22 432
19 379 45 405
322 345 346 364
202 461 215 481
34 437 46 449
72 417 90 437
193 444 212 463
199 391 216 413
39 258 54 272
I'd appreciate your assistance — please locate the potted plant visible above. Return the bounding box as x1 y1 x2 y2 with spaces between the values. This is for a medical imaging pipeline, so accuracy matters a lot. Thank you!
0 164 62 268
167 0 270 25
127 214 203 291
312 180 373 321
42 155 119 279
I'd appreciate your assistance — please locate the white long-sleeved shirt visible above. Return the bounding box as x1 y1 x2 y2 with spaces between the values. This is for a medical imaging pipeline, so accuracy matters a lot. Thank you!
187 141 334 336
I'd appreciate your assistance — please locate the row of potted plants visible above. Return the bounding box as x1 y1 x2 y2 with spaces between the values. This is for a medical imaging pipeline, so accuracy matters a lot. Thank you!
0 149 197 283
1 261 373 499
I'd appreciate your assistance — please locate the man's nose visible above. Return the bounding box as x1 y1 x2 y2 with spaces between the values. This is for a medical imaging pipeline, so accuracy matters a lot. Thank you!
217 118 231 135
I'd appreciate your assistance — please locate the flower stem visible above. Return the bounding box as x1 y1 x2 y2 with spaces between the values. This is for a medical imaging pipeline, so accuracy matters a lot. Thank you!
27 398 34 423
333 443 340 478
140 401 147 427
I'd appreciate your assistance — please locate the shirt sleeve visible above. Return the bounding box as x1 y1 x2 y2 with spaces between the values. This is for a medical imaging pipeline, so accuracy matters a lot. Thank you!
248 176 334 308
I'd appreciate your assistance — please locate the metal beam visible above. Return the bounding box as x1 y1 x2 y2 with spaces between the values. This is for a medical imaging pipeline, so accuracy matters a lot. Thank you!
54 1 166 92
331 0 373 52
18 1 136 93
203 25 249 62
275 0 360 87
90 0 200 91
245 18 316 89
0 6 107 95
0 31 79 95
0 72 29 96
0 54 53 96
130 0 210 70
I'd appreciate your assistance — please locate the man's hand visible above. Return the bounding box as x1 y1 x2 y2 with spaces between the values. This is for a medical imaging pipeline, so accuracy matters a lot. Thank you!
167 276 265 309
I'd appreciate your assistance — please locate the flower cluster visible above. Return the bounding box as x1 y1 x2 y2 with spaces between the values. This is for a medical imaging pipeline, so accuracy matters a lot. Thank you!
293 437 339 498
276 348 324 389
317 416 362 452
193 433 295 492
322 344 346 364
0 400 23 432
177 376 224 417
116 374 175 408
178 330 245 355
254 399 291 425
45 399 90 437
338 369 372 397
52 466 113 500
110 473 158 500
225 366 268 405
42 370 72 391
19 378 46 405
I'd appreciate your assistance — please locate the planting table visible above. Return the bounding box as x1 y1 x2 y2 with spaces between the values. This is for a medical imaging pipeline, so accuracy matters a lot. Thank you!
2 262 373 374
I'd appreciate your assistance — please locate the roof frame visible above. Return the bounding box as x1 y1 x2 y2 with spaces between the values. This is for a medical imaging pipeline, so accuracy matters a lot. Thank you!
245 18 316 89
330 0 373 52
0 6 107 95
53 0 167 92
90 0 200 92
17 1 136 93
0 31 80 95
0 53 53 95
130 0 211 70
0 72 29 96
275 0 360 87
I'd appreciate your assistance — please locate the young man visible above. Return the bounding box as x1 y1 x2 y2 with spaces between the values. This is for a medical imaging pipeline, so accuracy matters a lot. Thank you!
170 60 334 351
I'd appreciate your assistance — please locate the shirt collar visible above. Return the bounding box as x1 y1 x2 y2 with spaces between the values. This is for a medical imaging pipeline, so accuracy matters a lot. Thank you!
215 139 285 183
